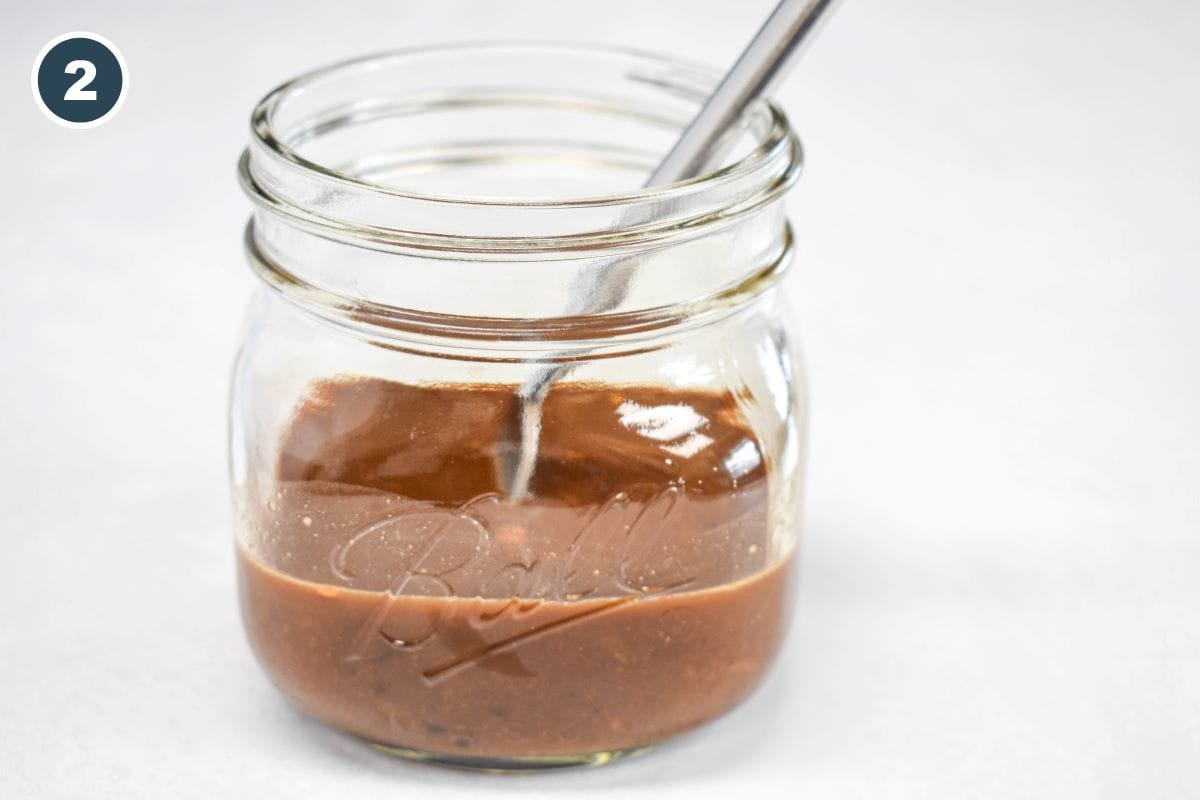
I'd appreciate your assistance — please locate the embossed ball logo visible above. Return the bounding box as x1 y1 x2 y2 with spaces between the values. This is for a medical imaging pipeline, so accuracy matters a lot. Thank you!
332 488 697 683
31 32 128 129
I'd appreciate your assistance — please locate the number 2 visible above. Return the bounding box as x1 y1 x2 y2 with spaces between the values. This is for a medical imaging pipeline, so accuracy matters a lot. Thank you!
64 60 97 101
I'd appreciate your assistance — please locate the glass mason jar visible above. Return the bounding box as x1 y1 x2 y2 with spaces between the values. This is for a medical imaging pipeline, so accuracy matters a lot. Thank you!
231 43 805 770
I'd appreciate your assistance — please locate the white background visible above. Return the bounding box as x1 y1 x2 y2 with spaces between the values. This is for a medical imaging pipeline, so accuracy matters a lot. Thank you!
2 1 1198 797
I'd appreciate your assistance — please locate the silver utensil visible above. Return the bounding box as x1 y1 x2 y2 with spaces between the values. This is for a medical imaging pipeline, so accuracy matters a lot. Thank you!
498 0 844 498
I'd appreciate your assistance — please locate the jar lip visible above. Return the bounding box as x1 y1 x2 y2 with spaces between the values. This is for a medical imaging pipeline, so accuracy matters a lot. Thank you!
250 41 797 210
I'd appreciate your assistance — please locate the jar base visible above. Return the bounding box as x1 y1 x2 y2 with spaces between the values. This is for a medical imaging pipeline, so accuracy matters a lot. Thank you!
370 742 652 772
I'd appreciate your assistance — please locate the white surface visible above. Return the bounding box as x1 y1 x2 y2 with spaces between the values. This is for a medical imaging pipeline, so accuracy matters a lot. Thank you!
2 1 1199 797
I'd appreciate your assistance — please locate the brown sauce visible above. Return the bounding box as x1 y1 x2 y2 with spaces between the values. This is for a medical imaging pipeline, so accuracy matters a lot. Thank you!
237 379 793 759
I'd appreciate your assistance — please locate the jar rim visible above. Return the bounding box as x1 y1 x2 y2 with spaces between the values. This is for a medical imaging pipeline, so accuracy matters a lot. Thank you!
240 41 802 253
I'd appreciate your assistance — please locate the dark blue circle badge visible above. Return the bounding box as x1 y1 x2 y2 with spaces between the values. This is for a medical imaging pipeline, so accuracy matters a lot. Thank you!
32 33 127 128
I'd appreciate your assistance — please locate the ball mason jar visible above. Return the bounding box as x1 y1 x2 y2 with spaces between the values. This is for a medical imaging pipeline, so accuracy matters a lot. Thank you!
231 43 805 770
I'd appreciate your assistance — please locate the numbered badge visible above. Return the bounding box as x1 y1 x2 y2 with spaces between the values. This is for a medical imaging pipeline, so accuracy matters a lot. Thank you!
31 32 128 129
